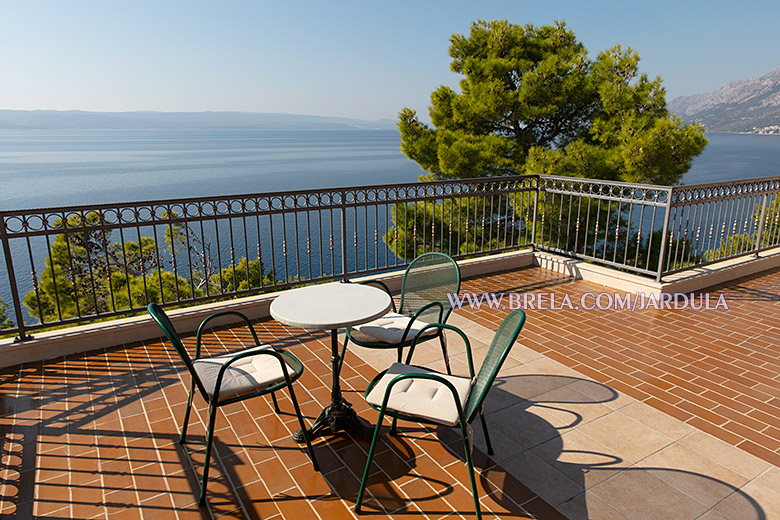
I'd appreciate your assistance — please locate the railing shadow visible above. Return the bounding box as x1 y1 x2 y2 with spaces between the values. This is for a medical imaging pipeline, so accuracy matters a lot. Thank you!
1 332 440 519
0 353 215 519
703 264 780 301
466 264 576 294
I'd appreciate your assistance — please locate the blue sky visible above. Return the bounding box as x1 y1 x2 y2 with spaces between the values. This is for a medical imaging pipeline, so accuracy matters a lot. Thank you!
1 0 778 121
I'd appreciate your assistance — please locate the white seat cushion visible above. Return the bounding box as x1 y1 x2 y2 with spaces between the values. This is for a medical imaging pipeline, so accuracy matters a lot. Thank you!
193 346 294 401
366 362 472 426
350 312 438 344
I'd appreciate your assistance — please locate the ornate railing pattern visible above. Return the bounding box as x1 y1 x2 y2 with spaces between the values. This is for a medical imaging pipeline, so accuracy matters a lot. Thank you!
662 177 780 275
0 176 538 339
534 176 673 277
2 174 779 339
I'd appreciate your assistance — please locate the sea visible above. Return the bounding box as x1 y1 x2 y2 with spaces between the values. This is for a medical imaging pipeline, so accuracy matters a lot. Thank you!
0 129 422 210
1 129 779 211
1 129 779 319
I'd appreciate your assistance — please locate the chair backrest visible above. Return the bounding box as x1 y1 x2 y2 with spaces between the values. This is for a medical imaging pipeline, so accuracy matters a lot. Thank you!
148 303 207 396
399 252 461 323
464 309 526 423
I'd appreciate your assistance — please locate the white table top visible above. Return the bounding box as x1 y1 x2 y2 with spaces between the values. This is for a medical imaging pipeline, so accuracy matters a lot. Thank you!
270 282 392 330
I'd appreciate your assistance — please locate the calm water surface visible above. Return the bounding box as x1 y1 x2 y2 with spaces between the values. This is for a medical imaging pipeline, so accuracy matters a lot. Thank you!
0 129 422 210
683 132 780 185
1 130 778 210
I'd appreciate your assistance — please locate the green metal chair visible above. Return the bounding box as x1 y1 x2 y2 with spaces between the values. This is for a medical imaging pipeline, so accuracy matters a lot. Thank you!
354 309 527 520
339 252 461 376
147 303 319 506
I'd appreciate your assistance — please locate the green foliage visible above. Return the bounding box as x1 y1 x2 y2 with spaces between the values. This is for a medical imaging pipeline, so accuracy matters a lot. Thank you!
22 211 275 325
399 20 707 185
704 196 780 262
23 212 193 323
210 257 276 293
386 200 464 260
393 19 708 261
24 212 113 321
386 196 528 260
0 298 13 329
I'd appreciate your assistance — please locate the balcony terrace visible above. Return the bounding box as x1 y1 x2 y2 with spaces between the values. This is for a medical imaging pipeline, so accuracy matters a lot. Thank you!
1 261 779 519
1 175 779 518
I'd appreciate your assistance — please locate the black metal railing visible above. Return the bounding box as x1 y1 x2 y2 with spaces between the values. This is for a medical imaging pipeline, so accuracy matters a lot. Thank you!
534 176 673 277
2 174 779 340
662 177 780 275
1 176 538 339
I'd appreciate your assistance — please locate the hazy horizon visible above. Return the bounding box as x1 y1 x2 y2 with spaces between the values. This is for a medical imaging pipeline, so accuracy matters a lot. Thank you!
0 109 398 131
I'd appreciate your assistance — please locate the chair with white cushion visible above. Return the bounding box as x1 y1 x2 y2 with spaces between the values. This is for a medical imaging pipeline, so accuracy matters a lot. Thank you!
147 303 319 506
354 310 527 520
339 252 460 376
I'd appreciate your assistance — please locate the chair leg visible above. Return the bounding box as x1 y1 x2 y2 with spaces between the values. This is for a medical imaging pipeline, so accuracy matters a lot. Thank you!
389 417 398 436
198 403 219 506
337 336 350 377
180 381 196 444
461 420 482 520
355 410 385 514
387 340 401 437
440 333 451 375
270 391 281 413
286 383 319 471
479 409 493 456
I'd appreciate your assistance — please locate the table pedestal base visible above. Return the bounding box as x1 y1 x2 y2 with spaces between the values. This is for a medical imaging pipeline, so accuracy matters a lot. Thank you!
293 398 373 442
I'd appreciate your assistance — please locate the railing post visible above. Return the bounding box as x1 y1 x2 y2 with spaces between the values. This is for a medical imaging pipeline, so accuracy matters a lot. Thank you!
656 188 674 283
531 177 540 249
340 191 349 282
0 214 31 341
754 193 769 258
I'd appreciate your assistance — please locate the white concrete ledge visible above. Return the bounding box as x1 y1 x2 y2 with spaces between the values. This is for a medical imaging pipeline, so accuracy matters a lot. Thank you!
0 291 285 371
533 252 664 295
659 247 780 293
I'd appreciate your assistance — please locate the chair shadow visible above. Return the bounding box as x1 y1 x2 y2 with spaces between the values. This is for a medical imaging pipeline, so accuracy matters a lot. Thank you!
322 427 457 516
0 349 342 520
432 374 767 520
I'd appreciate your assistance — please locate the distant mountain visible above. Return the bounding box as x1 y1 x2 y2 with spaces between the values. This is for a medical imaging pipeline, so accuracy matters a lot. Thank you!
669 68 780 133
0 110 398 131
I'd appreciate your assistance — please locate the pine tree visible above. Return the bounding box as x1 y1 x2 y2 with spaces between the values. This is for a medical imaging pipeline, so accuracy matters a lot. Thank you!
399 20 706 185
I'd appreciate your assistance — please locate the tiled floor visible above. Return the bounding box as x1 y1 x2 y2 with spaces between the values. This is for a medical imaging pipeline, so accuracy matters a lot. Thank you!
0 265 779 519
456 266 780 468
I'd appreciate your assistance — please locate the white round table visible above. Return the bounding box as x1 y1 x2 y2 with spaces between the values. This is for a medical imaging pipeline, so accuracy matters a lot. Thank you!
270 282 392 441
270 282 392 330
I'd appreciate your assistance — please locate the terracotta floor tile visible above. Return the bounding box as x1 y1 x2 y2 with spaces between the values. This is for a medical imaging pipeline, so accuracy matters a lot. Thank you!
4 265 780 519
676 401 728 427
736 440 780 467
723 422 780 451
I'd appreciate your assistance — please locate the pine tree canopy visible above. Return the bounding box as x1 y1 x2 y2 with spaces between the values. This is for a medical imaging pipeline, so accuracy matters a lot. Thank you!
399 20 707 185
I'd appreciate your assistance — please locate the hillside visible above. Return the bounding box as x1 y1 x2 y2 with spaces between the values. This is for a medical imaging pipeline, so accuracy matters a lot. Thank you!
669 67 780 133
0 110 397 131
